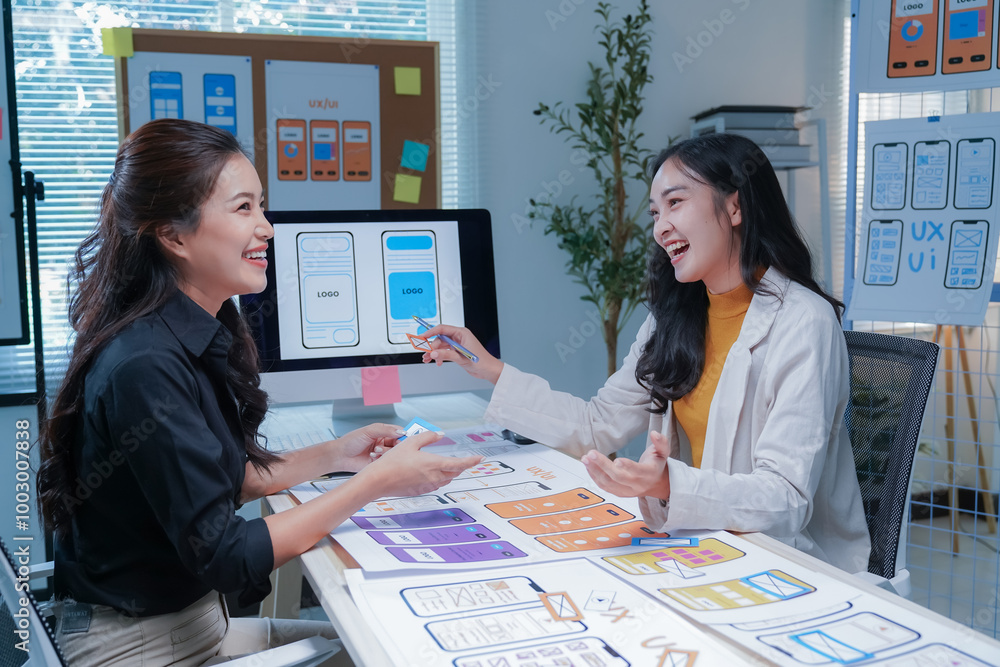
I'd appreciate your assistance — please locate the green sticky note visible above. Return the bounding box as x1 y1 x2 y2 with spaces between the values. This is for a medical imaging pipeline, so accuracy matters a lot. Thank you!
101 27 134 58
393 174 422 204
401 140 430 172
394 67 422 96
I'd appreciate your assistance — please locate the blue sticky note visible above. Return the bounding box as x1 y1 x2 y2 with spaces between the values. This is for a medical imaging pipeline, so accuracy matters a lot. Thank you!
401 140 430 172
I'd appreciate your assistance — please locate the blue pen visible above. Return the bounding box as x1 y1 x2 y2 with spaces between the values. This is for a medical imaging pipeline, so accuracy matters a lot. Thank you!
630 537 700 547
412 316 479 363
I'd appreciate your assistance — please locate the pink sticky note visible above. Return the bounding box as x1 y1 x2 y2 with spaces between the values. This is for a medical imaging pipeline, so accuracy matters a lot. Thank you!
362 365 402 406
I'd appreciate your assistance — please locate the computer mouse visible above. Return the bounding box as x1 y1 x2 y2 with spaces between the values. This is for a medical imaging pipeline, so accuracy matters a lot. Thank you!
501 429 536 445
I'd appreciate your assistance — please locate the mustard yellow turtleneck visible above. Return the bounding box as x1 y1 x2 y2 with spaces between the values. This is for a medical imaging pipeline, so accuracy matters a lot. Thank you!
673 282 755 468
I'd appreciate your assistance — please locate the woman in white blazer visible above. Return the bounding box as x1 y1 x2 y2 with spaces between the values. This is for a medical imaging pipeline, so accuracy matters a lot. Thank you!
422 133 871 573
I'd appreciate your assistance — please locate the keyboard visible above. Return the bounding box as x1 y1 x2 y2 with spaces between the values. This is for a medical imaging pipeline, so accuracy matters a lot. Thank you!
267 428 337 453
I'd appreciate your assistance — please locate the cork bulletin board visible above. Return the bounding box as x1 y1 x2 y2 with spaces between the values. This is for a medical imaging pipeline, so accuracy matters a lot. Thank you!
110 28 440 210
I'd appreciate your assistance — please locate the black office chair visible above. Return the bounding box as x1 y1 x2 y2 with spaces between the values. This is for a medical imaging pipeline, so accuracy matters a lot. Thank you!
0 537 67 666
843 330 939 596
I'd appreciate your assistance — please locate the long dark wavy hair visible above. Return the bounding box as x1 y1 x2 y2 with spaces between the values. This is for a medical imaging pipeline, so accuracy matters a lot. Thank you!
38 119 279 534
635 133 843 413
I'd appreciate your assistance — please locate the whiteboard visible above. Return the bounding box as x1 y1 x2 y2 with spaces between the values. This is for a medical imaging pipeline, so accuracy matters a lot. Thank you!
0 10 28 345
847 112 1000 325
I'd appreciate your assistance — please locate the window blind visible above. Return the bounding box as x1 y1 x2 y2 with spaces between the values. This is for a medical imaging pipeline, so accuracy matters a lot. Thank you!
5 0 473 395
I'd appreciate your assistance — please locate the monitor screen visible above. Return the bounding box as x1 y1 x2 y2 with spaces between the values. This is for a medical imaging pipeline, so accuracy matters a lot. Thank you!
240 209 500 404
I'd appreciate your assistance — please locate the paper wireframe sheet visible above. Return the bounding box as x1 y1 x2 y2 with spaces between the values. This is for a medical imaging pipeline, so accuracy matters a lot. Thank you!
595 529 853 625
307 436 673 572
347 559 748 667
709 589 1000 665
594 529 1000 663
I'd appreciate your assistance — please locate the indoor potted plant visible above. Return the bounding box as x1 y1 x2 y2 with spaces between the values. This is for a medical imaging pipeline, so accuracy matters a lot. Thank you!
530 0 661 377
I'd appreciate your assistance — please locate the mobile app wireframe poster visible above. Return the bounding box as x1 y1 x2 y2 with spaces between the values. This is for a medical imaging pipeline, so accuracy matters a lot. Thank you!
125 53 254 156
847 112 1000 326
856 0 1000 93
264 60 380 210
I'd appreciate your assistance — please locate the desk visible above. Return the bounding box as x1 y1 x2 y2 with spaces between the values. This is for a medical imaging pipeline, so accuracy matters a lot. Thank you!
267 491 1000 666
262 398 1000 666
259 392 492 666
265 493 394 666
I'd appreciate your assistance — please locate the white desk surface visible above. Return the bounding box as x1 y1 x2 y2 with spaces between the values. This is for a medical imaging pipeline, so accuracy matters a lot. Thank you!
262 392 493 666
262 395 1000 666
266 493 392 666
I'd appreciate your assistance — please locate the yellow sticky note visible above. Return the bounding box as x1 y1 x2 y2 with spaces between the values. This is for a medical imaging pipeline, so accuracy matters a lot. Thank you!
101 27 134 58
394 67 421 96
393 174 422 204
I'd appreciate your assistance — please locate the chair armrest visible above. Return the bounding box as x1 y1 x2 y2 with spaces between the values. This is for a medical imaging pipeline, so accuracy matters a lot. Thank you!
29 561 54 580
853 568 911 598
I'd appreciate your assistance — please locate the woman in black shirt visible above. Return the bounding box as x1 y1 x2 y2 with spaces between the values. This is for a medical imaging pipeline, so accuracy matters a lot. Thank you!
37 118 480 666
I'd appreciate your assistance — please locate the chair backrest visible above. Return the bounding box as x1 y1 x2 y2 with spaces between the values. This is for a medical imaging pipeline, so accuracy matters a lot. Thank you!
0 537 67 666
843 330 938 580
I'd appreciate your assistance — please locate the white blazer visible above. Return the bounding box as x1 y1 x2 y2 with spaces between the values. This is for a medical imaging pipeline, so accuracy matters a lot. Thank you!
485 269 872 573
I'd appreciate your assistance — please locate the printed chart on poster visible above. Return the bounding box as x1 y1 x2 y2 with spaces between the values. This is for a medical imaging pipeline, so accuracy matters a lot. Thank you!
347 559 747 667
290 435 671 572
264 60 380 210
855 0 1000 94
847 112 1000 325
125 52 254 156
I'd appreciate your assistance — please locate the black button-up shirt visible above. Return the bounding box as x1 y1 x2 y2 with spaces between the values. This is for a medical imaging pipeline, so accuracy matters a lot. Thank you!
55 290 274 616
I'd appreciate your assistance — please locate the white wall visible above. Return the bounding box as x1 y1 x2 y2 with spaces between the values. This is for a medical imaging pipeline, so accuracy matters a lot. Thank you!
473 0 845 418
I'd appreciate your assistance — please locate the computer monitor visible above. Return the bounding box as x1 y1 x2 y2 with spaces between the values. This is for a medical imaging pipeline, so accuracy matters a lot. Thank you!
240 209 500 423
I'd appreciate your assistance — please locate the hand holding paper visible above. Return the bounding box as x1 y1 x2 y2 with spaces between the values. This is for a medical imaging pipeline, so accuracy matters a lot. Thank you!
335 422 407 473
359 430 482 498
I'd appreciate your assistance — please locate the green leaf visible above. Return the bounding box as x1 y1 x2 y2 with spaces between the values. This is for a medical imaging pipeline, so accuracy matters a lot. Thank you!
531 0 655 375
